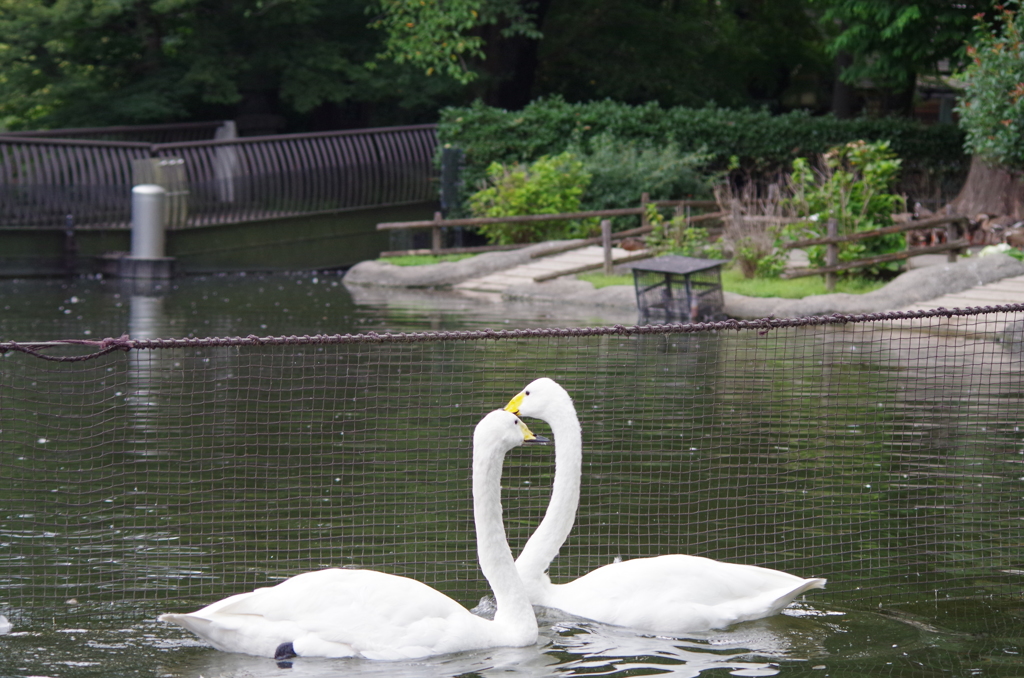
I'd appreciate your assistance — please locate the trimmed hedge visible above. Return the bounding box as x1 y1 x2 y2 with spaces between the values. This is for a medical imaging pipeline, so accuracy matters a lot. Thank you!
438 97 967 200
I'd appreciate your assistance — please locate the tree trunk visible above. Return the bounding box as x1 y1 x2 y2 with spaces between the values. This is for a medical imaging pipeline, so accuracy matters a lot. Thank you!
950 156 1024 219
883 76 917 118
831 51 857 119
476 0 553 110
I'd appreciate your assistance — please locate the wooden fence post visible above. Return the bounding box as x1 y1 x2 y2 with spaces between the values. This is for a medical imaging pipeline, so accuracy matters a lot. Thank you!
946 218 960 263
825 218 838 292
729 200 742 225
640 193 650 230
601 219 613 275
431 211 443 254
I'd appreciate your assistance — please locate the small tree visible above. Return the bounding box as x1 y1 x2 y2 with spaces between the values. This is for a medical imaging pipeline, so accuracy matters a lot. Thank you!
957 4 1024 169
952 2 1024 217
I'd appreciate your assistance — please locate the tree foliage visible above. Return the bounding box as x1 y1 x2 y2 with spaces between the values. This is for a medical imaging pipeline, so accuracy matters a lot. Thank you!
533 0 828 109
810 0 987 92
370 0 540 84
0 0 462 130
956 2 1024 171
0 0 980 134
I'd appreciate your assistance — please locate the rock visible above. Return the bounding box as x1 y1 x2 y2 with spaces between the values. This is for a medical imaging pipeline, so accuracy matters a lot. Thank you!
1001 319 1024 352
723 253 1024 319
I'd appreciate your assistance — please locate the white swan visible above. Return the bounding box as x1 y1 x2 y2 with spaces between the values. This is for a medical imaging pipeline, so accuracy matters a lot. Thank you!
159 409 541 660
505 377 826 634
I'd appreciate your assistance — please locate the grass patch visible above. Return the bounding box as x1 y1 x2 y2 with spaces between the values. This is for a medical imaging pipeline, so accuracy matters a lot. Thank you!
382 253 476 266
720 267 887 297
578 265 888 297
577 272 634 289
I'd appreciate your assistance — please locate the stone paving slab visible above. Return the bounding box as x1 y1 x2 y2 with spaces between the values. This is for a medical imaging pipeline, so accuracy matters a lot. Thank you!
454 245 643 293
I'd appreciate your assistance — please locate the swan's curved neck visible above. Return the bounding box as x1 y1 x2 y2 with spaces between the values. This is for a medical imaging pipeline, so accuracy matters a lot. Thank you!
473 443 535 633
515 402 581 579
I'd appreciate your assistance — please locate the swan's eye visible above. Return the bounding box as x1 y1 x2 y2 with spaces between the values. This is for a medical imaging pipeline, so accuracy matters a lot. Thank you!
524 391 530 396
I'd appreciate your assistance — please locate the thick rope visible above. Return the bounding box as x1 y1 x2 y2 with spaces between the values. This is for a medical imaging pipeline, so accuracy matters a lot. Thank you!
3 303 1024 362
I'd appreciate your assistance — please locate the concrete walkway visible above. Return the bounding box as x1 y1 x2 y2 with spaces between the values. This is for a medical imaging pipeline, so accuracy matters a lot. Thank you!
897 272 1024 311
454 245 643 293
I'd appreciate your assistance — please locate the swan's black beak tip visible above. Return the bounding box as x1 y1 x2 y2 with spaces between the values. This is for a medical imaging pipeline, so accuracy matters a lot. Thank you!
526 434 550 444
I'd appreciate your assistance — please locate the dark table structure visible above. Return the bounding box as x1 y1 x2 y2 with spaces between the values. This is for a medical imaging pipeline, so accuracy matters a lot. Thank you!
631 255 728 324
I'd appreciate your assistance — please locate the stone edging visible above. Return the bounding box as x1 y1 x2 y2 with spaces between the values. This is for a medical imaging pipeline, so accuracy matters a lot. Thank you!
344 247 1024 319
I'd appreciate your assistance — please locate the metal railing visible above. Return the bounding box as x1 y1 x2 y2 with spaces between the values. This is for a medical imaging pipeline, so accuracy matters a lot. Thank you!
0 136 152 229
0 124 439 230
151 125 438 228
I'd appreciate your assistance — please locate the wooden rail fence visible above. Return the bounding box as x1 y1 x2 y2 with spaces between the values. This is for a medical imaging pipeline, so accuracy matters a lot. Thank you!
376 194 721 257
378 197 967 285
779 214 969 289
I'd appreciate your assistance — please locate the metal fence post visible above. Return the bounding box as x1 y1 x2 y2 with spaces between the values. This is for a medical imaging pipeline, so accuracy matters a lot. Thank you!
132 184 167 259
107 183 176 279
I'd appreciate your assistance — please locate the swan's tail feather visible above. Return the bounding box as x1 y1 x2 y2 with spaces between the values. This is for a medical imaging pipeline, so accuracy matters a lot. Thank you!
763 578 827 617
159 613 212 636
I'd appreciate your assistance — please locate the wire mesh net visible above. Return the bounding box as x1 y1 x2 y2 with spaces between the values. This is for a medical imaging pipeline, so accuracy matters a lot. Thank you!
1 308 1022 627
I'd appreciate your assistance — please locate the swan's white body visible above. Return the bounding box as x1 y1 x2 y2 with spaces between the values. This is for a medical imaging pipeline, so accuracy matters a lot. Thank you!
160 410 539 660
506 378 826 634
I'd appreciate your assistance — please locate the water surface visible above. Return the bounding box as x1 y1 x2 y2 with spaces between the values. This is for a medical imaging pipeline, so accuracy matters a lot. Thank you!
0 273 1021 678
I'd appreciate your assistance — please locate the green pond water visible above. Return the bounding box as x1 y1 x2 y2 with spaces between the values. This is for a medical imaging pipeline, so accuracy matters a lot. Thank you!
0 272 1022 678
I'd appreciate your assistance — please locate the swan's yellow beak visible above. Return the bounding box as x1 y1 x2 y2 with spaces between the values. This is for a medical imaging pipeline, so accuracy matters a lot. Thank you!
516 418 549 444
504 390 525 415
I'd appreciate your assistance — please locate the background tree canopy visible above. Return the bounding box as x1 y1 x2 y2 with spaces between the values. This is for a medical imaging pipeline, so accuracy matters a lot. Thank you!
0 0 987 133
809 0 990 115
0 0 466 131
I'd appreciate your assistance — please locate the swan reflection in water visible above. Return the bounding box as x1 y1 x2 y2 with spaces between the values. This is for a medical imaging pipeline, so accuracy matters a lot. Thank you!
158 603 861 678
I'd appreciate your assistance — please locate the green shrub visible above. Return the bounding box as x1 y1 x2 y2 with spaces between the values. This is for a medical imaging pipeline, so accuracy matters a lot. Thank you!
784 140 906 276
644 204 722 259
957 4 1024 171
438 97 966 207
467 152 596 244
571 133 712 214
